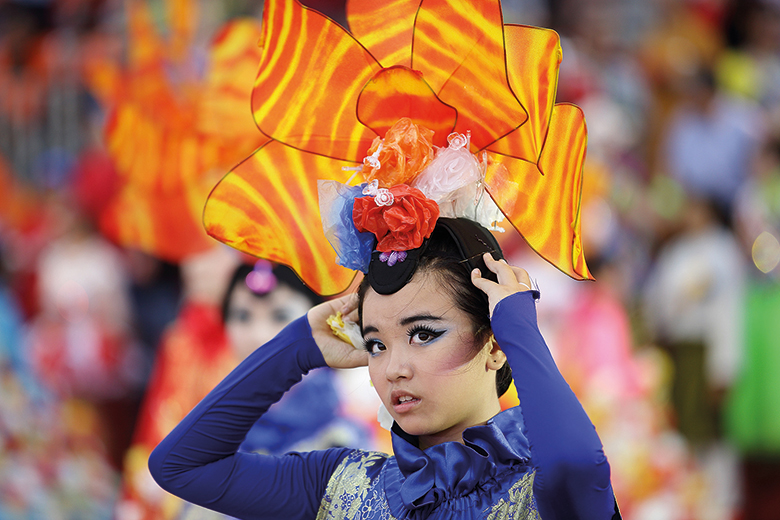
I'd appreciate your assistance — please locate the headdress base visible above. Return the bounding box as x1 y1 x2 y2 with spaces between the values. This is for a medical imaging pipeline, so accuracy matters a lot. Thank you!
366 217 504 295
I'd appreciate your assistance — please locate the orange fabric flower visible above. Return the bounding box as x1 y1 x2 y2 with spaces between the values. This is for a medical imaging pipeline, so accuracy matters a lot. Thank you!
353 184 439 252
362 118 435 187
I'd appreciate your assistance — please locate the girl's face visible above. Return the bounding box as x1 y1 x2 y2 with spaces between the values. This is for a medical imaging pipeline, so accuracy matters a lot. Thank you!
362 271 501 449
226 283 312 360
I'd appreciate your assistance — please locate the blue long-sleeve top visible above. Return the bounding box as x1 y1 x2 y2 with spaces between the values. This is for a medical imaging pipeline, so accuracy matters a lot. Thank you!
149 292 619 519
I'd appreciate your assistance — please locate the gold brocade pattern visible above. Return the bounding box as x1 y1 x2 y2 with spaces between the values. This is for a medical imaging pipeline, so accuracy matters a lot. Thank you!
316 451 394 520
317 451 542 520
486 470 540 520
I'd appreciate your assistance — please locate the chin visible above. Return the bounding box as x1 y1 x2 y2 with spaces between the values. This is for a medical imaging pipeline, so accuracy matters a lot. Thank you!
394 417 436 437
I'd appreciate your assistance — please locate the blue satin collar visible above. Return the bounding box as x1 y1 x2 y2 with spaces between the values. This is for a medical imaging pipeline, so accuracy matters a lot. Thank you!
383 407 532 519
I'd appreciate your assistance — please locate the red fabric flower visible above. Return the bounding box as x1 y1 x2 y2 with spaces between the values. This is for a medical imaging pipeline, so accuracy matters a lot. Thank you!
353 184 439 252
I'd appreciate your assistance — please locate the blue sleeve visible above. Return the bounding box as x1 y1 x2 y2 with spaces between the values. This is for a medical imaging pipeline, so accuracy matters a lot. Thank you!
148 316 352 520
492 292 617 520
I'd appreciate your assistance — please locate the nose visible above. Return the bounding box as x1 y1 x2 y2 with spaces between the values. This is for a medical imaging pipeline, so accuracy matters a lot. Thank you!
385 344 413 381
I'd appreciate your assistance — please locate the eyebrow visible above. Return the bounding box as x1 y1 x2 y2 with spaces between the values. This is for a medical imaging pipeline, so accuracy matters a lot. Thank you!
399 314 443 326
362 314 444 335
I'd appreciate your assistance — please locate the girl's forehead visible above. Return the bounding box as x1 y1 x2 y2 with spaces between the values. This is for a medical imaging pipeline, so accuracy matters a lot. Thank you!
362 272 459 322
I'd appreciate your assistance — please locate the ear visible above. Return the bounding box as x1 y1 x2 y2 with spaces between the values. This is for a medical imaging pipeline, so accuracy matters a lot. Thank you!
484 335 506 371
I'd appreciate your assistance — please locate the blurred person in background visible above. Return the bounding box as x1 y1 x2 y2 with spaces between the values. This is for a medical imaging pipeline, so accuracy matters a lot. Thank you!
220 261 372 457
25 191 146 470
116 246 241 520
662 64 764 227
642 194 747 519
727 131 780 520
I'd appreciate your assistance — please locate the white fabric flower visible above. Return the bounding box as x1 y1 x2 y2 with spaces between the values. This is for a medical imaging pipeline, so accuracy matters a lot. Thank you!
412 146 482 202
374 188 394 206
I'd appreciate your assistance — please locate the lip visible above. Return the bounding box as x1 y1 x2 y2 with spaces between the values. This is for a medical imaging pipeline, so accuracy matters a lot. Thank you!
390 390 421 414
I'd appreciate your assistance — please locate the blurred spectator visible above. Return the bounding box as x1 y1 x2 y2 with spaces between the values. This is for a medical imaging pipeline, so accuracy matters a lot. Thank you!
642 195 747 519
662 65 764 225
25 193 145 469
727 132 780 520
116 246 240 520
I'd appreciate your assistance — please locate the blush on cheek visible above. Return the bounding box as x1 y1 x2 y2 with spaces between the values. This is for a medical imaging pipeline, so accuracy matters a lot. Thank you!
423 340 483 374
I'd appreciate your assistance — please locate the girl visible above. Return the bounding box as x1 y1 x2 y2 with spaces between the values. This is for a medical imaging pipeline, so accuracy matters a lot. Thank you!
149 218 620 519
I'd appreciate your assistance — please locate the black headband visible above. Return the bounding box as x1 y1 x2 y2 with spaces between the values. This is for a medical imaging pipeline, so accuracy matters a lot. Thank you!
367 217 504 295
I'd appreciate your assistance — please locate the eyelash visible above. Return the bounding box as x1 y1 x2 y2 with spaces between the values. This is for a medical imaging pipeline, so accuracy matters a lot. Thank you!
363 339 384 356
407 325 444 345
362 325 444 355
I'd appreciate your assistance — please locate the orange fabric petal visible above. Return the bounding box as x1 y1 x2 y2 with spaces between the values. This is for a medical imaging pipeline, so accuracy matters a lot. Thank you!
165 0 199 62
252 0 380 161
412 0 527 150
362 117 435 186
357 66 457 148
100 104 235 261
98 13 266 262
125 0 176 107
198 19 263 139
485 103 592 280
204 141 359 296
346 0 418 67
487 24 561 161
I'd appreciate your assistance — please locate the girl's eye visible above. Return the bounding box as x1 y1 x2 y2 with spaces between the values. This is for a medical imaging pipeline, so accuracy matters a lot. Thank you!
363 339 386 355
409 326 444 345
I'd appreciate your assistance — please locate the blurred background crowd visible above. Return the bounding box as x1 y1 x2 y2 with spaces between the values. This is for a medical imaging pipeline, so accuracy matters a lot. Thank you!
1 0 780 519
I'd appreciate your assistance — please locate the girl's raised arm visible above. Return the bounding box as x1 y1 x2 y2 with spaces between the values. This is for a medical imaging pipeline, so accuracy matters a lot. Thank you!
149 316 352 520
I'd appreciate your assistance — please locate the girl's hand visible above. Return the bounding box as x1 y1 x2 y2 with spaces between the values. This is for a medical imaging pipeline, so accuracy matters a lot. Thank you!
470 253 533 317
307 293 369 369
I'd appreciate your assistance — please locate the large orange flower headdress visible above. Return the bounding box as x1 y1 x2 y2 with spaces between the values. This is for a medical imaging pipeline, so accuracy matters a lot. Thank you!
204 0 592 295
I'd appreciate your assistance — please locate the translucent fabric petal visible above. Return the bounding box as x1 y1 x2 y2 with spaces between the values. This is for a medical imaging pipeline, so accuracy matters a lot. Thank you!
251 0 381 161
357 66 457 148
198 20 264 139
125 0 177 108
487 24 561 161
412 0 527 150
165 0 199 62
99 176 218 261
485 103 592 280
346 0 418 67
318 180 375 273
204 141 360 295
98 11 266 262
101 102 262 261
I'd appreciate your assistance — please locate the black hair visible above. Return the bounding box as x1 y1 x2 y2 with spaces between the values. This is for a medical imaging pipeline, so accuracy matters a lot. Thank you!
357 225 513 397
221 263 323 324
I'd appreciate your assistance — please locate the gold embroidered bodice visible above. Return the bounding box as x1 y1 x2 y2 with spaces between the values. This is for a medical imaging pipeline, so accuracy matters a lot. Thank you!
316 451 540 520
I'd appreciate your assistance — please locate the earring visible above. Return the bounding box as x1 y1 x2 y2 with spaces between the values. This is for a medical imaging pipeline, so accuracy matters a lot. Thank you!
369 379 374 387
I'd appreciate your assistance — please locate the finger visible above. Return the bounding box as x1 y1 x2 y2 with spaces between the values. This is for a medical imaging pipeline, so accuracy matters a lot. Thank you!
484 253 516 286
509 266 531 287
344 306 360 324
339 292 359 313
471 267 496 294
483 252 500 273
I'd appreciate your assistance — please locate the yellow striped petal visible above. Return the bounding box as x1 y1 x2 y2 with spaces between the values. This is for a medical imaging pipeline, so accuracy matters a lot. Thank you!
485 103 592 280
252 0 381 161
346 0 418 67
488 24 561 161
412 0 527 149
204 141 361 295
